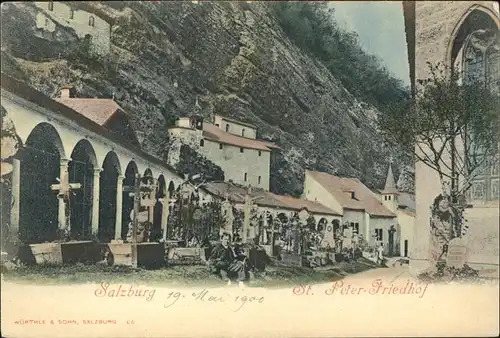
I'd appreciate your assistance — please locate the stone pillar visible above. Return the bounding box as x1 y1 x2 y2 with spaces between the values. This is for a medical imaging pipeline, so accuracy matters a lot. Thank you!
58 158 70 230
161 199 170 241
115 175 125 240
91 168 102 236
9 158 20 243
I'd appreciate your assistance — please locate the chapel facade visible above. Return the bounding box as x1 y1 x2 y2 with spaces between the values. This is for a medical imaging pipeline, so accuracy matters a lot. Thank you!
403 1 499 274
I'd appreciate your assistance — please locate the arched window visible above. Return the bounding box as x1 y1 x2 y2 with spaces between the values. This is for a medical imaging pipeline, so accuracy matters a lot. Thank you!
199 139 204 147
89 16 95 27
244 173 247 182
225 124 230 132
242 129 245 137
454 12 500 202
69 9 74 20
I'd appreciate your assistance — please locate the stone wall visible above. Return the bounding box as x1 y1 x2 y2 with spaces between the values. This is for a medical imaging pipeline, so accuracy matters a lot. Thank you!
214 116 257 139
34 2 111 56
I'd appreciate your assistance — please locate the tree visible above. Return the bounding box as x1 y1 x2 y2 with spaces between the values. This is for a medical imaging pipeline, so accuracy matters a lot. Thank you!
379 62 499 273
379 62 499 199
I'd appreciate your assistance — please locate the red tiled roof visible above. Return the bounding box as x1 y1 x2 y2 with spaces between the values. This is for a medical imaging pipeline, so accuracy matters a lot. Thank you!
202 123 278 151
203 182 341 216
307 170 396 218
55 98 125 126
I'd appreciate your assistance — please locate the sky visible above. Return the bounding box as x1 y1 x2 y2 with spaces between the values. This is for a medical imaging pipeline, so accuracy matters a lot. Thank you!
328 1 410 86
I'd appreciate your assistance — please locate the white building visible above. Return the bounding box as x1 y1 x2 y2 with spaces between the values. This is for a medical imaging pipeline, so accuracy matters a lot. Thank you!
303 170 399 256
168 115 279 191
34 1 111 56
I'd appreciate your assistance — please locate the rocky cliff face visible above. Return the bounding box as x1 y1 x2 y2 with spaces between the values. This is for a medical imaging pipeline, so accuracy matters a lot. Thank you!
1 1 411 196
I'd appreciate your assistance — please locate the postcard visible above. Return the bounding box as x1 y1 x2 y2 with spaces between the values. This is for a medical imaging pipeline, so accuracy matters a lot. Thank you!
1 1 499 337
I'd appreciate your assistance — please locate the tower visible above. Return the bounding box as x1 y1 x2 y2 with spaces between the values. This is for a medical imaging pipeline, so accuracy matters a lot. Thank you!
381 163 399 213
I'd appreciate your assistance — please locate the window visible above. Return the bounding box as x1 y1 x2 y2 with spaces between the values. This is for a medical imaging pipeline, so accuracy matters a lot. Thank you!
242 129 245 137
219 143 223 150
48 2 54 11
351 192 356 199
244 173 247 182
69 9 74 19
225 124 230 132
388 195 391 201
199 139 204 147
215 123 219 127
258 151 262 156
258 176 261 184
384 195 387 201
240 147 244 153
89 16 95 27
375 229 383 241
456 14 500 202
354 222 359 234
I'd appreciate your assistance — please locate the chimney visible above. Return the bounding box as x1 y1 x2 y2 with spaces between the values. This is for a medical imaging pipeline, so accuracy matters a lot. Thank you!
60 85 75 99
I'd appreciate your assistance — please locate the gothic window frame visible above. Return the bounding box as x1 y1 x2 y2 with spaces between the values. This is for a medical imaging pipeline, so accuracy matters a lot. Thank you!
461 27 500 203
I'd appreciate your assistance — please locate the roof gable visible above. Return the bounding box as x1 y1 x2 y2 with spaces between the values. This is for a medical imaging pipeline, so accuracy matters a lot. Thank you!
306 170 396 218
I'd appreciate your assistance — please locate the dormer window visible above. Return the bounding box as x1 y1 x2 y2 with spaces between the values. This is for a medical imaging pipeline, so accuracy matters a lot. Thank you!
242 129 245 137
48 2 54 11
225 124 230 132
89 16 95 27
69 9 74 19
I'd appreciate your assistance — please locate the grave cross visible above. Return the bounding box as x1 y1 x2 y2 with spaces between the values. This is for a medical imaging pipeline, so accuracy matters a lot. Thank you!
122 174 142 244
242 186 263 243
50 168 82 237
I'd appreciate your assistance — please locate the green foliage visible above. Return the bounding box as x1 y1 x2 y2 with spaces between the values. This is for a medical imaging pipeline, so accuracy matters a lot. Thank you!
270 2 409 109
176 144 225 182
378 62 500 195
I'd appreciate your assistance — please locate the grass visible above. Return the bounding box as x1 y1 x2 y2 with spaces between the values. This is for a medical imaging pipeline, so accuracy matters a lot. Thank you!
2 258 380 288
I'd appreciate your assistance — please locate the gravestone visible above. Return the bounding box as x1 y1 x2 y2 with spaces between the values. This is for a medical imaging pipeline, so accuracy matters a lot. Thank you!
320 224 335 249
446 238 468 269
220 199 234 237
343 227 353 249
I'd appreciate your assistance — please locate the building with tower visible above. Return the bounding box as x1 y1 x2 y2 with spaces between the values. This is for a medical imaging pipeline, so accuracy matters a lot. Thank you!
377 164 415 258
167 115 279 191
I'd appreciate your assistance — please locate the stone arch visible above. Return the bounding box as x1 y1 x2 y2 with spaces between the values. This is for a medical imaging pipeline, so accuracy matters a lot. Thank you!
98 151 121 242
168 181 175 198
122 161 139 239
25 122 66 159
19 122 65 243
446 5 500 67
68 139 97 239
317 217 328 232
